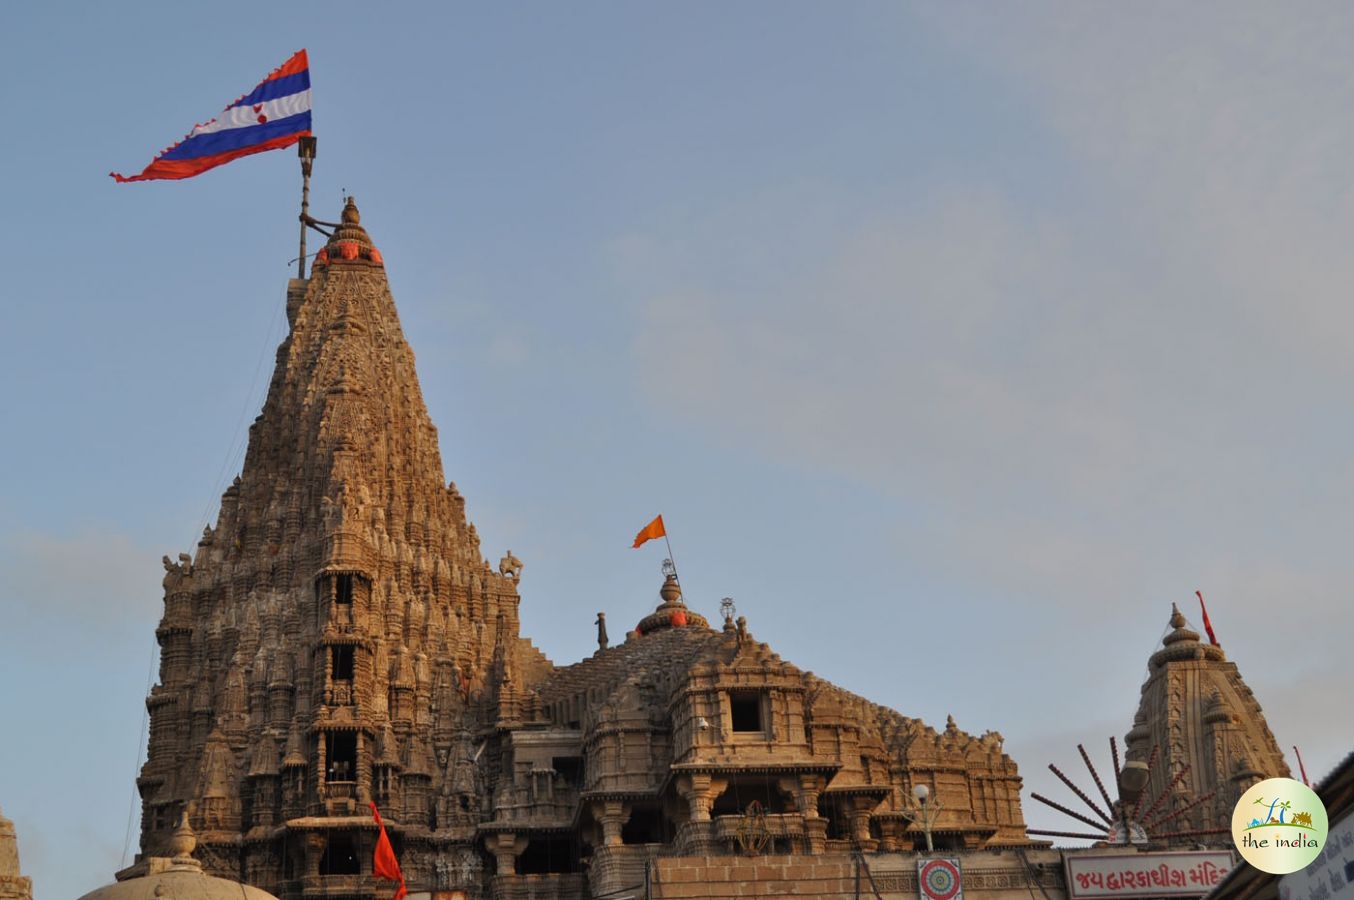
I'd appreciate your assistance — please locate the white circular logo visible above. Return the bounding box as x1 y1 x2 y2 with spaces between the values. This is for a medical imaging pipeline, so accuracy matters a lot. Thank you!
1232 777 1328 875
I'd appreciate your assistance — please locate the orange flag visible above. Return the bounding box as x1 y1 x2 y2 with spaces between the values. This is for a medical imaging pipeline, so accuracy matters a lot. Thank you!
370 802 407 900
632 514 666 548
1195 590 1219 647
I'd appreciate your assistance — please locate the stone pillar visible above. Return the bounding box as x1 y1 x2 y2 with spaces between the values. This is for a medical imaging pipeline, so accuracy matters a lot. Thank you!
485 833 527 877
677 774 726 823
803 816 828 855
592 800 630 847
848 797 879 852
304 832 326 880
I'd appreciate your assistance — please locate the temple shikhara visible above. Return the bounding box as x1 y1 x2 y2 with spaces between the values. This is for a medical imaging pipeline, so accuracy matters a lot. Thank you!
107 199 1296 900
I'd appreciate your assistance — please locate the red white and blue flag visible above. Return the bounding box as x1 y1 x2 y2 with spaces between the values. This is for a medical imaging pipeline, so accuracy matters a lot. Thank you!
111 50 312 183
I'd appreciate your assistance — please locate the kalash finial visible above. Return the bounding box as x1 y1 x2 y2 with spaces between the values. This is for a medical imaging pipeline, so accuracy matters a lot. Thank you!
169 813 198 860
635 562 710 635
312 196 383 268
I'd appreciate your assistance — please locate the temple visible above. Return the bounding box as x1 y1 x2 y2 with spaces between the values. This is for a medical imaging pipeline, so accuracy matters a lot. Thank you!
127 199 1296 900
131 199 1028 900
1121 604 1291 840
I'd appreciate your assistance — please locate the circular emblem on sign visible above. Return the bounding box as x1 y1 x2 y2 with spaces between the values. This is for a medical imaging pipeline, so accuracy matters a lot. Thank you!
920 859 962 900
1232 777 1328 874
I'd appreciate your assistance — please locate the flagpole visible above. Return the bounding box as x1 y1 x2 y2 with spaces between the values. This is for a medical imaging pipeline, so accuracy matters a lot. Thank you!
663 532 680 587
297 136 317 279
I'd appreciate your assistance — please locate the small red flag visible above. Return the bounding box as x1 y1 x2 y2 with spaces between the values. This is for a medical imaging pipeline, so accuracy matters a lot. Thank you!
370 802 407 900
632 515 666 549
1195 590 1219 647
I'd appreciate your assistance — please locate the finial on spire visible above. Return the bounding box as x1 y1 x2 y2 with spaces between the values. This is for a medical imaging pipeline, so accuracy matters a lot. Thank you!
169 813 197 860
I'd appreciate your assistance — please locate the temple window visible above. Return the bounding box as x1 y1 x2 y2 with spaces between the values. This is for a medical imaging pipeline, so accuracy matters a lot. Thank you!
332 645 354 682
319 833 361 875
730 692 765 733
336 574 354 604
326 732 357 782
553 756 584 789
517 834 580 874
622 806 668 844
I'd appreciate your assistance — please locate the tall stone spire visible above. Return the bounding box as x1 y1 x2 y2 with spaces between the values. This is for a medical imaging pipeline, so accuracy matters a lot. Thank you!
1123 604 1290 844
136 200 549 899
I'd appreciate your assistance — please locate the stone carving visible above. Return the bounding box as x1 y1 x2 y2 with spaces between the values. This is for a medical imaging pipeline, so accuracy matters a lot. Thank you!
498 550 523 580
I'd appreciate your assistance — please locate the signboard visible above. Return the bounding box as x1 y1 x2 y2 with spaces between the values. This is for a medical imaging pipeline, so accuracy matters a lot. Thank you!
918 857 963 900
1064 851 1235 899
1280 810 1354 900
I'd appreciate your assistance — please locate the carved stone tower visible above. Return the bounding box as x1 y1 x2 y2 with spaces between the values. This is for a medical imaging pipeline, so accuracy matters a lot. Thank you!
1124 604 1291 843
0 804 33 900
136 199 547 899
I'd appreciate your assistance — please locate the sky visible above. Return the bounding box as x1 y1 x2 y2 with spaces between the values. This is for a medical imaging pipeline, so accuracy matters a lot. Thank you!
1 3 1351 898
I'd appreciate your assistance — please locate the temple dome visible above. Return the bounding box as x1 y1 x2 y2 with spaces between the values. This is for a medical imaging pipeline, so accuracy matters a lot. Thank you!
635 574 710 635
78 821 277 900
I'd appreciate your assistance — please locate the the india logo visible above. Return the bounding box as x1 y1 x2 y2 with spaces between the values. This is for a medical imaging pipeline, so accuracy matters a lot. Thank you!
1232 777 1328 874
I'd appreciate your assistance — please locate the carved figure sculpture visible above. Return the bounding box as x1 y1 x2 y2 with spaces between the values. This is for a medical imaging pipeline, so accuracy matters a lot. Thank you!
498 550 523 580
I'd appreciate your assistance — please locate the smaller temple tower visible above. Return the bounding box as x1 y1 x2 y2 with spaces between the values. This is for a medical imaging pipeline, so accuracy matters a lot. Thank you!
0 804 32 900
1124 604 1290 842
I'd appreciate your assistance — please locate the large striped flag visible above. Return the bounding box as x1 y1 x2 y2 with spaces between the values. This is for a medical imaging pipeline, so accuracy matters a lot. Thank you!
111 50 312 183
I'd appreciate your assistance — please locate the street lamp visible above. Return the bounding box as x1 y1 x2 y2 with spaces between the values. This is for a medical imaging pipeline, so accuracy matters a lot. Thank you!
910 784 942 853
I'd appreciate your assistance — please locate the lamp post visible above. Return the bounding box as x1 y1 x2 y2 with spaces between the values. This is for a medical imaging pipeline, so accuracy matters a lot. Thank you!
910 784 942 853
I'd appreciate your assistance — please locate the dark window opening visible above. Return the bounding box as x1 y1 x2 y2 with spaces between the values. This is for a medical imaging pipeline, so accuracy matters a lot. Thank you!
326 733 357 782
517 835 580 874
320 834 360 875
331 645 354 681
150 806 169 831
730 693 763 733
622 807 667 844
336 574 354 604
553 756 584 789
711 778 790 816
817 796 851 840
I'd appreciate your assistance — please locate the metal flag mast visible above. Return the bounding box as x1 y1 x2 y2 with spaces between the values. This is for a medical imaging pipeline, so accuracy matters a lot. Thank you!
297 135 317 278
663 530 681 587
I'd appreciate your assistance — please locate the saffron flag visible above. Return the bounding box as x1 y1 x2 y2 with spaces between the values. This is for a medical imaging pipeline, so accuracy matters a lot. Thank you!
632 514 666 548
369 802 407 900
111 50 312 183
1195 590 1219 647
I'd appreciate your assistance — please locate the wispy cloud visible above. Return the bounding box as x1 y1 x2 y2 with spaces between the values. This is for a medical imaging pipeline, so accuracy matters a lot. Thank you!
621 5 1354 641
1 529 162 635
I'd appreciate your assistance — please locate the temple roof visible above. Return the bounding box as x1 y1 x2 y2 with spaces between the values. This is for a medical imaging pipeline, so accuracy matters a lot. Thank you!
83 821 277 900
213 198 494 577
1123 603 1290 842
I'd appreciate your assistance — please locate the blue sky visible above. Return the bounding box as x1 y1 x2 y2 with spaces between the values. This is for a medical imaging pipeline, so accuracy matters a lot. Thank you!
2 4 1351 898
